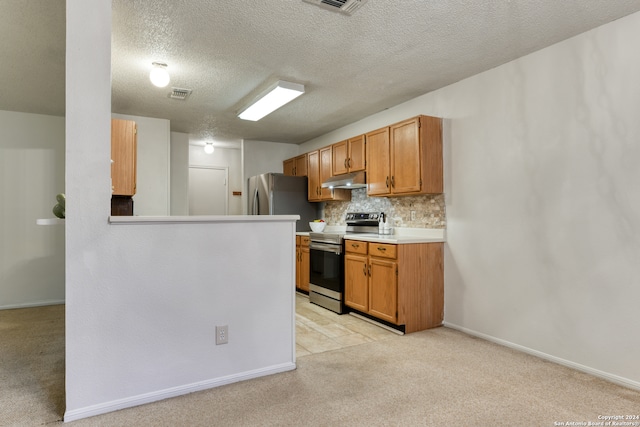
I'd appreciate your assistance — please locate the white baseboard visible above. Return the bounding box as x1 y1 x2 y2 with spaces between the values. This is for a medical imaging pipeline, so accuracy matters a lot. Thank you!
0 299 65 310
444 322 640 392
63 362 296 423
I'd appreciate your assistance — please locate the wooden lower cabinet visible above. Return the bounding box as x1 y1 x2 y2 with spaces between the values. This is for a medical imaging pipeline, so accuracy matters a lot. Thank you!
368 257 398 323
344 239 443 333
344 253 368 312
296 235 310 293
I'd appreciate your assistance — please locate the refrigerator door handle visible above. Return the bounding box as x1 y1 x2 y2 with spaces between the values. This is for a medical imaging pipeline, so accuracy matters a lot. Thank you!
252 186 259 215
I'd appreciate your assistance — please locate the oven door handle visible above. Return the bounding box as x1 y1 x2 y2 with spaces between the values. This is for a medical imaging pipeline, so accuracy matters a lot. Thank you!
310 242 343 255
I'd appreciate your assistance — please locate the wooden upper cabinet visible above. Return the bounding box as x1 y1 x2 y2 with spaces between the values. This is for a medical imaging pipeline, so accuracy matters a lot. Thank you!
111 118 137 196
366 115 442 197
332 140 349 175
332 135 365 175
283 154 307 177
390 117 422 194
307 150 321 201
283 158 295 176
319 146 334 200
284 154 308 177
294 154 308 177
347 135 366 172
307 146 350 202
365 127 391 196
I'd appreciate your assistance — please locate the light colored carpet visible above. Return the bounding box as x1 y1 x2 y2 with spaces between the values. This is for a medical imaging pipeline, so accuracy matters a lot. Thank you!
0 304 65 426
2 304 639 426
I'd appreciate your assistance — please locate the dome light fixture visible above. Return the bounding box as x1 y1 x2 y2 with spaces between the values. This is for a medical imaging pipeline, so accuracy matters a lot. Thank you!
149 62 170 88
204 143 214 154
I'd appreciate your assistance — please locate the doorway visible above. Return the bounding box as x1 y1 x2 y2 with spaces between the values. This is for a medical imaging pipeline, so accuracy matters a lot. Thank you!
188 166 229 215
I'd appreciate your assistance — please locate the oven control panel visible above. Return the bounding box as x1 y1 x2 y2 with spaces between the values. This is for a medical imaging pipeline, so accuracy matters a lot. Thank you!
346 212 384 225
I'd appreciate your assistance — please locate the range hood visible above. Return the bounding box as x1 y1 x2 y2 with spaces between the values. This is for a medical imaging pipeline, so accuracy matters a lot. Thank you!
321 171 367 189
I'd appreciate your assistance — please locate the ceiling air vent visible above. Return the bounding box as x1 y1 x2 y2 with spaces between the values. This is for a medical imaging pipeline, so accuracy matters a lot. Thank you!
302 0 367 15
168 87 192 101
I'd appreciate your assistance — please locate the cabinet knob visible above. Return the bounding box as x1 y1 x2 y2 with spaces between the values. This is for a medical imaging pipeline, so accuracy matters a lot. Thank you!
368 265 371 276
391 176 395 188
385 176 389 188
377 247 387 252
363 264 367 276
344 159 347 168
351 243 359 248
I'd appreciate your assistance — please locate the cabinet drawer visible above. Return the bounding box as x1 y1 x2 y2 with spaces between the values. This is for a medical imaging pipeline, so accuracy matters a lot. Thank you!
300 236 310 246
345 240 368 254
369 243 397 259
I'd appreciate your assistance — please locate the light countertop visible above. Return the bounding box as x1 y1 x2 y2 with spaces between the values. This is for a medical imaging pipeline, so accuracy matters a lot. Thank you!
343 233 445 244
298 227 445 244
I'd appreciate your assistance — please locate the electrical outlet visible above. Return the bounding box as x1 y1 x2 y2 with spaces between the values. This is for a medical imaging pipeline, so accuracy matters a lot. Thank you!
215 325 228 345
410 210 416 221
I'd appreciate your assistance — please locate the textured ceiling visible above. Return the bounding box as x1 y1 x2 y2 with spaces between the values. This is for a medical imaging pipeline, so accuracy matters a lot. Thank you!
3 1 640 145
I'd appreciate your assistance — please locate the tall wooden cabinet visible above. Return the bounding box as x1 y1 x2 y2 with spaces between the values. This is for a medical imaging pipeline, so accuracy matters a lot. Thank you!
111 118 137 196
111 118 137 216
344 239 444 333
366 115 442 197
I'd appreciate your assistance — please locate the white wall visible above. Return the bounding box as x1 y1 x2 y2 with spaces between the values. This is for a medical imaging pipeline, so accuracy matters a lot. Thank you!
112 113 170 215
0 110 65 309
66 1 295 421
302 12 640 388
242 140 300 214
170 132 189 216
189 143 243 215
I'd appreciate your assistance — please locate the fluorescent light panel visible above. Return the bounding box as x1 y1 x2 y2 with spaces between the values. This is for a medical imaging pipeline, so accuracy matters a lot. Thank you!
238 80 305 121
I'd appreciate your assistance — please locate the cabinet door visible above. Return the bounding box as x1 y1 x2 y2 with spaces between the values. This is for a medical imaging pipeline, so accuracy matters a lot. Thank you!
295 154 308 177
345 254 369 312
347 135 366 172
365 127 390 196
295 246 302 289
300 245 310 293
307 150 320 201
368 258 398 324
283 158 295 176
390 117 421 194
332 140 349 175
111 119 137 196
319 146 334 200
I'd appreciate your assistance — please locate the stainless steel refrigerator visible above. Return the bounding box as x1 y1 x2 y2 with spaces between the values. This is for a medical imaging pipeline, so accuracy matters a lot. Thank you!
247 173 319 232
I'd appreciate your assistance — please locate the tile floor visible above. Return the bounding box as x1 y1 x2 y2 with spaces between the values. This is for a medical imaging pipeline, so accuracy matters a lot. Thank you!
295 293 398 357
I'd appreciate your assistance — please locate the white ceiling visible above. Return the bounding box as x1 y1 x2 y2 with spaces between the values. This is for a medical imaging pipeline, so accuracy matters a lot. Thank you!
3 0 640 145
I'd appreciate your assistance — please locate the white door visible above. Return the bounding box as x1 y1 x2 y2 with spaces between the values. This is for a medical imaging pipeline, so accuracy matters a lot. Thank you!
189 166 228 215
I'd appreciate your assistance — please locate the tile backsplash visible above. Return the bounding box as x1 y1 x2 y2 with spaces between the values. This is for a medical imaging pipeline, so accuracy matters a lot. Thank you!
323 188 446 229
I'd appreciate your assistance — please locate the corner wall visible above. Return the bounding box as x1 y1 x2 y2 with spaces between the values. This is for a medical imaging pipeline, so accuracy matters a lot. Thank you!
302 11 640 387
170 132 189 216
0 110 65 309
66 1 295 421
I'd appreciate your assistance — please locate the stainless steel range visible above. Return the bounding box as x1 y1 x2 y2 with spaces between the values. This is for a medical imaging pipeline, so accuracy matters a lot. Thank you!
308 212 384 314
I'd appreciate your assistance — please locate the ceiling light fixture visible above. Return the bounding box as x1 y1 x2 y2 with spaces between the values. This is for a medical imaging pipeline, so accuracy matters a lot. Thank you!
204 143 214 154
149 62 170 87
238 80 305 121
